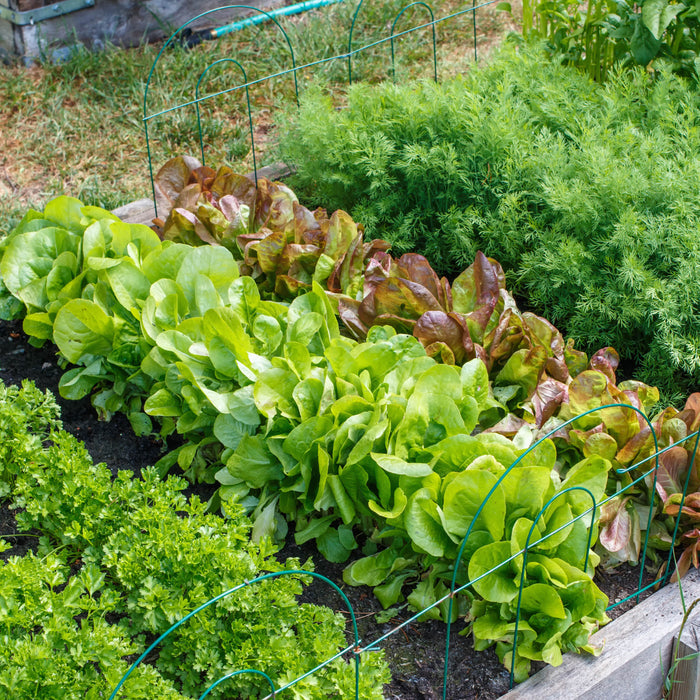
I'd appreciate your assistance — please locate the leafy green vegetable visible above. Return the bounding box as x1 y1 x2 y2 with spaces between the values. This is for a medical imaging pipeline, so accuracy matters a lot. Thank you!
0 379 390 699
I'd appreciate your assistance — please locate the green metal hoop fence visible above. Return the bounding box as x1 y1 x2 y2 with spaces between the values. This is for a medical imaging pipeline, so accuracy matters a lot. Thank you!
111 397 700 698
141 0 502 217
143 4 299 218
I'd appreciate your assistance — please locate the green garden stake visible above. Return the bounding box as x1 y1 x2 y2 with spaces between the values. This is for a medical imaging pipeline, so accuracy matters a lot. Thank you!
390 2 438 83
194 58 257 182
347 0 365 84
472 0 478 61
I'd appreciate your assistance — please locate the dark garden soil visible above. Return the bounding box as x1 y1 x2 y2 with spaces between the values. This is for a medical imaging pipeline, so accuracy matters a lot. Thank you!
0 317 655 699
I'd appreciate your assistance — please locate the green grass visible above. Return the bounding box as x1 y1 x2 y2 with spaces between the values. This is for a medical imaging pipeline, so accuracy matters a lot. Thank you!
0 0 516 237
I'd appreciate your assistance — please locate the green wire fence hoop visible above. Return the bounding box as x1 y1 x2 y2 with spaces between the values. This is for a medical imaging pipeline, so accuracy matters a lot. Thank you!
510 486 597 687
109 569 361 700
390 2 438 83
143 4 299 218
194 58 257 180
347 0 365 84
199 669 276 699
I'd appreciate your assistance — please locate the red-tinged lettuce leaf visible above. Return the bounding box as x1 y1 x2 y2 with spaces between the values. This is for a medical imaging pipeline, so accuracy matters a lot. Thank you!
326 215 364 295
599 403 642 449
154 155 205 216
363 251 395 290
524 313 570 383
568 370 609 416
670 532 700 581
209 167 256 208
194 201 231 241
279 244 321 278
218 195 251 237
484 413 529 437
254 229 288 277
484 309 525 368
681 393 700 491
364 239 392 260
564 338 588 378
684 394 700 431
598 496 640 565
589 347 620 383
494 345 548 406
599 496 633 553
395 253 447 308
451 251 503 342
322 210 360 262
530 377 568 428
294 204 325 245
524 312 565 356
654 445 690 502
618 380 660 414
337 296 368 340
663 492 700 520
253 178 298 232
359 278 443 330
413 311 474 365
568 423 605 453
423 341 457 365
618 406 680 472
161 208 203 247
172 182 205 213
275 274 311 298
615 423 653 468
333 235 366 297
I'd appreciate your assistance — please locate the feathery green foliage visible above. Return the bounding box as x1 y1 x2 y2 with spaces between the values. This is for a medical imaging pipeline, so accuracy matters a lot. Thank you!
0 379 389 699
280 45 700 399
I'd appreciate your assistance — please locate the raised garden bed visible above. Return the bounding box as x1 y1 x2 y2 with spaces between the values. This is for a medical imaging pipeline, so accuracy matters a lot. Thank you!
3 162 700 696
1 314 691 699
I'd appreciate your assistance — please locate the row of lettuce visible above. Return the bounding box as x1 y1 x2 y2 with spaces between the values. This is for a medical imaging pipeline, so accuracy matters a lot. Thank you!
1 171 700 682
0 380 389 698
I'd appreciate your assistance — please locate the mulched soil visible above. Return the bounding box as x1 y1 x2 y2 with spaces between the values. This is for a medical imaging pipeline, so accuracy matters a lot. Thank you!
0 317 656 699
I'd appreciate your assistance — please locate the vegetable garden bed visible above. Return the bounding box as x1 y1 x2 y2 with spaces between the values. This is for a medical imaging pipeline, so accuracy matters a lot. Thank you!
0 317 665 699
3 5 700 695
2 168 696 697
1 316 691 700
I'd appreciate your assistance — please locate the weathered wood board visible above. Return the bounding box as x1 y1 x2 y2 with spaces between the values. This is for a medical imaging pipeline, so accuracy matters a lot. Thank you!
1 0 286 60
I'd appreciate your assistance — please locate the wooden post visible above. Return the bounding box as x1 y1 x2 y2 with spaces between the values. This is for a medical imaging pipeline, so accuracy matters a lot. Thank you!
668 615 700 700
